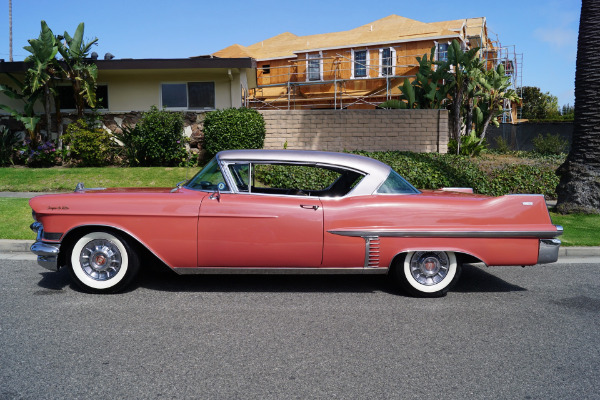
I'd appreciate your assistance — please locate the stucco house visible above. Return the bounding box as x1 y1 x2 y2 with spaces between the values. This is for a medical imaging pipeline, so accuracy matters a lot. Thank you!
0 56 256 139
0 56 256 113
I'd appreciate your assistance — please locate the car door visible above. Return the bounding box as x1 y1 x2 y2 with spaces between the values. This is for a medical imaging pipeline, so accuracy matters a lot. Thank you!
197 193 323 267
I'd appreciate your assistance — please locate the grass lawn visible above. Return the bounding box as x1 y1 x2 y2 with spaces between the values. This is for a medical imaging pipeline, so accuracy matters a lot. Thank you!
550 212 600 247
0 166 194 192
0 198 36 240
1 197 596 246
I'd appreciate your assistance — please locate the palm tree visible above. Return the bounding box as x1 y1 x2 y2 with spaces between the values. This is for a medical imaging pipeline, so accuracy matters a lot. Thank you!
556 0 600 214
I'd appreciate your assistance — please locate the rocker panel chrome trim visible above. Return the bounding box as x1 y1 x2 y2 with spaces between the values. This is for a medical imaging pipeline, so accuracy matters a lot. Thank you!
172 267 389 275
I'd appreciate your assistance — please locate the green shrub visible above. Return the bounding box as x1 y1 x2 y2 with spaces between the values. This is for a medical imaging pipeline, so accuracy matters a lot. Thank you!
379 99 405 109
532 133 569 155
0 126 21 166
448 131 487 156
352 151 559 198
493 136 511 153
64 119 113 167
24 139 62 168
254 164 340 191
115 106 187 167
203 108 266 157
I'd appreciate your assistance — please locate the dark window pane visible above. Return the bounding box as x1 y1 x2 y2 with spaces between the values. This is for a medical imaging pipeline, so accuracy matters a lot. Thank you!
57 86 76 109
56 85 108 110
354 50 367 77
437 43 449 62
162 83 187 108
188 82 215 109
308 54 320 81
95 85 108 109
382 48 393 76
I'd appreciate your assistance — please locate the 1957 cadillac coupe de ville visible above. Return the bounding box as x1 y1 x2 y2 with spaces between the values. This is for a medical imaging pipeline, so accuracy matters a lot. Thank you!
30 150 562 296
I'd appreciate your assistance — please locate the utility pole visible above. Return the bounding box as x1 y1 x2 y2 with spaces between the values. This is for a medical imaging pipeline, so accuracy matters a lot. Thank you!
9 0 13 61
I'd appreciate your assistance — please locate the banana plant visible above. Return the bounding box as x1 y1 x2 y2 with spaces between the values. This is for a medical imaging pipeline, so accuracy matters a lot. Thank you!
57 22 98 117
0 75 41 144
23 20 60 141
473 64 519 149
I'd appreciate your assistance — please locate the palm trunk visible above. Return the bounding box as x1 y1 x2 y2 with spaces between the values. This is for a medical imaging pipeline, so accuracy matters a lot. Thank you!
556 0 600 214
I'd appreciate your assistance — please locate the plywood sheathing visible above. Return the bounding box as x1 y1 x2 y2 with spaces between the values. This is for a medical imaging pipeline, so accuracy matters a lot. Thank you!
213 15 461 60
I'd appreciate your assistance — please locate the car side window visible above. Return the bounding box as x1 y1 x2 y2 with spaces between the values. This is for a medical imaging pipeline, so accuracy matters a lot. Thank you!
228 163 250 192
185 158 230 192
252 164 341 195
376 170 419 194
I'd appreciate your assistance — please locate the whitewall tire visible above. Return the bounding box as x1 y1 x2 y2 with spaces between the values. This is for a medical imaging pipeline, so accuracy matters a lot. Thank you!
68 231 139 293
393 251 461 297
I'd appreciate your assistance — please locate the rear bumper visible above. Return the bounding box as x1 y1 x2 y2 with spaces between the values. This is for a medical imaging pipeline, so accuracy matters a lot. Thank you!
538 238 561 264
30 222 61 271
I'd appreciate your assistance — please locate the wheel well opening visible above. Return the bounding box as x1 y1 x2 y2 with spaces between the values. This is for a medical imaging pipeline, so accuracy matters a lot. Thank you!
58 226 153 269
388 250 484 273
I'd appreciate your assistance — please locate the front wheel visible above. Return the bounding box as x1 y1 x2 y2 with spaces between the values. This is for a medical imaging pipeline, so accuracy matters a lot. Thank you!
392 251 461 297
68 231 140 293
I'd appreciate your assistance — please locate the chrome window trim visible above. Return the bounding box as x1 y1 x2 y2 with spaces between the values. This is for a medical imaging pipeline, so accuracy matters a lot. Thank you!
219 157 367 197
216 150 390 196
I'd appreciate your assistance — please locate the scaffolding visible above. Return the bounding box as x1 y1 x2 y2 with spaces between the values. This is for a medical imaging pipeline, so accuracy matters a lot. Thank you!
247 24 523 123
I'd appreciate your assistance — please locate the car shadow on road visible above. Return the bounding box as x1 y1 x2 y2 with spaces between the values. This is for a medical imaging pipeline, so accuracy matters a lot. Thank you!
131 262 526 295
34 262 526 295
453 264 526 293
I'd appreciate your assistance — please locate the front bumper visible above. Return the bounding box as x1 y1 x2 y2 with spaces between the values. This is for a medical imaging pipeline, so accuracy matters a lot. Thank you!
30 222 61 271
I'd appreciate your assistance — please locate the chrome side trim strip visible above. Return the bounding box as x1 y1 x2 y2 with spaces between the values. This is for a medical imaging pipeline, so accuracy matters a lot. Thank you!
329 228 563 239
172 267 389 275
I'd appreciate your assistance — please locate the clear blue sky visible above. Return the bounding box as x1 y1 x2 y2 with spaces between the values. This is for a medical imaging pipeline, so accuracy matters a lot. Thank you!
1 0 580 107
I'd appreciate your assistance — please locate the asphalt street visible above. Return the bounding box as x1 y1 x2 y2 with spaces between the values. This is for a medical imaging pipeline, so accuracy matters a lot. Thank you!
1 258 599 399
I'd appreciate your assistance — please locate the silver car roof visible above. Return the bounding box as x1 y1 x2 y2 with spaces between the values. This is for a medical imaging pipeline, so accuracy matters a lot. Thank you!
216 150 392 196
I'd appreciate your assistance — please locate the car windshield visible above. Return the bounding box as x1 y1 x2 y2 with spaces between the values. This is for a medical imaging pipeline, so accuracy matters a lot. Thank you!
185 157 230 192
376 170 419 194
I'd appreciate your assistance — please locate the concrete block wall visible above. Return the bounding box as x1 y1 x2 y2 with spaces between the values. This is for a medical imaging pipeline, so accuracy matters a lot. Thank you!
260 109 449 153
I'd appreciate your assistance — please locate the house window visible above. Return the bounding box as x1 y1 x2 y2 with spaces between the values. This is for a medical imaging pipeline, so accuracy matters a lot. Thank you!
436 42 449 62
262 65 271 74
353 50 367 78
380 47 395 76
307 53 321 81
56 85 109 110
161 82 215 110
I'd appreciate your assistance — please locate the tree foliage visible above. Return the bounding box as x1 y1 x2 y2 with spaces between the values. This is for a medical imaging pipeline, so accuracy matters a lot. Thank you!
518 86 560 120
384 40 518 156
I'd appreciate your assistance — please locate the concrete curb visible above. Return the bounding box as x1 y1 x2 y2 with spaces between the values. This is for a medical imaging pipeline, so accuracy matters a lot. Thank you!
1 239 599 259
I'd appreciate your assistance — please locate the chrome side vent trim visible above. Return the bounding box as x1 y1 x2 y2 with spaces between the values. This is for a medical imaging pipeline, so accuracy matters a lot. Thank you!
364 236 381 268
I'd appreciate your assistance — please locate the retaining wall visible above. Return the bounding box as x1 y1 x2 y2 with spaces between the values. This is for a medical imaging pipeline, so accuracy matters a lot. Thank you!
259 109 449 153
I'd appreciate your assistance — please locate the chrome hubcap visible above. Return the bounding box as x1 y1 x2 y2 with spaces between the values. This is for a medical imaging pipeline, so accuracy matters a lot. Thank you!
79 239 122 281
409 251 450 286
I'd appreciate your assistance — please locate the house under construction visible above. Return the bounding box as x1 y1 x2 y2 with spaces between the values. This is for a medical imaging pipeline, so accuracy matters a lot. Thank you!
214 15 522 122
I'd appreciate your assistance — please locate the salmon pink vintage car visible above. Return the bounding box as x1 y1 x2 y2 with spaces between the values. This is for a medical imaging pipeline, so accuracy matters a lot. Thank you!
30 150 562 296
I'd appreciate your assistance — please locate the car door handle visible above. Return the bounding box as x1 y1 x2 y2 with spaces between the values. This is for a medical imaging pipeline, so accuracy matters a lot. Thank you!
300 204 320 210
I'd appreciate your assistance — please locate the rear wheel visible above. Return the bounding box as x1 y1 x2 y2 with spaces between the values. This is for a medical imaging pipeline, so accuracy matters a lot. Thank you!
392 251 461 297
68 231 140 293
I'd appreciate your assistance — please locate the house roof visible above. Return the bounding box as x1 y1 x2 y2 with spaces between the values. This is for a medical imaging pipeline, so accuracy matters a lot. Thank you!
0 57 256 73
213 15 486 61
